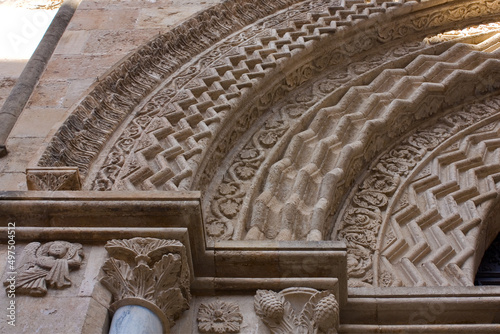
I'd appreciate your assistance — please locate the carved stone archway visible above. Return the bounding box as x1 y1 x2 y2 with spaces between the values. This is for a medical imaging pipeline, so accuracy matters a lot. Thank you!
34 0 500 291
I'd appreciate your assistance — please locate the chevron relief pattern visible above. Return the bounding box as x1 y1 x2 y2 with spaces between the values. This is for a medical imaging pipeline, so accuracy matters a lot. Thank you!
380 117 500 287
244 42 500 243
333 93 500 287
88 0 500 192
94 0 411 191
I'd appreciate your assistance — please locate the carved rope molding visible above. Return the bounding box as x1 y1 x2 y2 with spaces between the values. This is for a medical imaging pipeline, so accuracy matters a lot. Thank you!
36 0 500 191
334 95 500 287
100 238 191 330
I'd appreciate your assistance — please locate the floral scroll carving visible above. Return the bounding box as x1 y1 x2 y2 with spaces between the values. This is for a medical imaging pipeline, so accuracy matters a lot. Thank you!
197 300 243 334
100 238 191 328
26 167 81 191
254 288 339 334
336 96 500 287
4 241 84 297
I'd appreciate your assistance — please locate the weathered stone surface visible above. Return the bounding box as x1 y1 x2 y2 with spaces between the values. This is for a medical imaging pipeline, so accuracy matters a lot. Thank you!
2 0 500 333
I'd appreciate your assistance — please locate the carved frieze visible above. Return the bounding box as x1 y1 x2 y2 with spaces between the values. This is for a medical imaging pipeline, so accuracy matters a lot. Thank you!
335 95 500 287
26 167 81 191
197 300 243 334
35 0 500 195
38 0 307 177
100 238 191 328
254 288 339 334
4 241 84 296
425 22 500 44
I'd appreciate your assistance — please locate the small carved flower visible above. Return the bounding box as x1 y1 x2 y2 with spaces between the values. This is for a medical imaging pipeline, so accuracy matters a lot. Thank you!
218 183 238 196
318 80 340 93
259 131 279 147
265 119 284 130
380 271 394 287
240 148 259 160
206 221 227 238
235 165 256 180
219 199 240 218
197 300 243 333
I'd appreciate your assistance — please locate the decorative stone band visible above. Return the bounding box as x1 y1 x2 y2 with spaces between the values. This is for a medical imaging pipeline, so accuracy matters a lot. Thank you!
335 95 500 287
100 238 191 334
36 0 306 177
36 0 500 194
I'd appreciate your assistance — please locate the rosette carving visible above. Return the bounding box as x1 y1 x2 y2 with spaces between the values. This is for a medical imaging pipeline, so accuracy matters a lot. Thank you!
197 300 243 333
100 238 190 329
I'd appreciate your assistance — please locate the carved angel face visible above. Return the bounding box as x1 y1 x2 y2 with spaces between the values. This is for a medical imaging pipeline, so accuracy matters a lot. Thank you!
48 242 68 258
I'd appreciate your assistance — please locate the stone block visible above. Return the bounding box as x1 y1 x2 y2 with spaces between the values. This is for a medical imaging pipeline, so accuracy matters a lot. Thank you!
0 295 107 334
67 9 139 31
82 29 168 55
53 30 90 55
9 107 66 138
0 172 26 191
1 138 44 173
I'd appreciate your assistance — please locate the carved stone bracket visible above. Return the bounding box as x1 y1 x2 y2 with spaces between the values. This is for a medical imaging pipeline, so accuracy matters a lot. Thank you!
100 237 191 332
3 240 84 297
254 287 339 334
26 167 81 190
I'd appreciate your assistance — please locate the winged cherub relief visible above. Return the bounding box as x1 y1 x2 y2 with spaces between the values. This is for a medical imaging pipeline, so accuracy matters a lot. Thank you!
4 241 84 297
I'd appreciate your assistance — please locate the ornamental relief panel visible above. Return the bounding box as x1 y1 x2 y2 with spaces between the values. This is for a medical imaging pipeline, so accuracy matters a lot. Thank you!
333 95 500 287
254 288 339 334
203 38 429 242
3 241 84 297
35 0 500 195
88 0 338 192
204 30 500 245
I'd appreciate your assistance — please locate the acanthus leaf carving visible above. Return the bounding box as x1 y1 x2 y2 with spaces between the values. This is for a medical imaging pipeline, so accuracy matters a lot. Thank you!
100 237 190 327
26 167 81 191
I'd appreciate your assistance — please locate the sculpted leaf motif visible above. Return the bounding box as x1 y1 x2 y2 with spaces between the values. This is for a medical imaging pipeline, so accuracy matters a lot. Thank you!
100 258 133 300
129 263 156 300
157 288 187 323
153 254 182 299
101 238 190 327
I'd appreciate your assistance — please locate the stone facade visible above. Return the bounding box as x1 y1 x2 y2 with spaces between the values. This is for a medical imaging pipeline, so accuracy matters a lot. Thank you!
1 0 500 333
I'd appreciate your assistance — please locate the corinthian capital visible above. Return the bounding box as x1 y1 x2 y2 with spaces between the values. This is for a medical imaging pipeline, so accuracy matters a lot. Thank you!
100 237 191 330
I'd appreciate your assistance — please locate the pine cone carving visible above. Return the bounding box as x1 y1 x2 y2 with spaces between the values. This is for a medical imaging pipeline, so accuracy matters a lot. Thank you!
254 290 285 321
313 294 339 331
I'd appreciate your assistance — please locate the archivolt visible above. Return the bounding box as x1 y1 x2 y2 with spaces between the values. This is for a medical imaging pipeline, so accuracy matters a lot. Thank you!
36 0 500 287
37 0 500 189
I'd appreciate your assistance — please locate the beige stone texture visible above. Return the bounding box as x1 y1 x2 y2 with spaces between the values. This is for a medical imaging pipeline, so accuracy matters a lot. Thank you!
2 0 500 333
